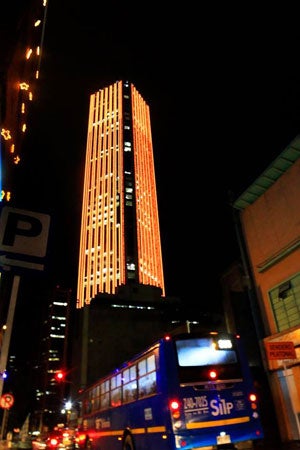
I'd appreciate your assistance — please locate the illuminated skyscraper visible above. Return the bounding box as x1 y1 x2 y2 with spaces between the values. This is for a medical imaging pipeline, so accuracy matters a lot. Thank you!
77 80 165 308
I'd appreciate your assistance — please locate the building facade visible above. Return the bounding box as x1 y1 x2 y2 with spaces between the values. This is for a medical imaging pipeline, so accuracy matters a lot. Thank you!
34 285 72 432
77 80 165 307
232 135 300 445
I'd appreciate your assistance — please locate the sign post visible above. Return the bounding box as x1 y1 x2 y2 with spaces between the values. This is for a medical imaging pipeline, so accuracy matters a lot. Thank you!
0 394 15 440
0 276 20 399
0 206 50 428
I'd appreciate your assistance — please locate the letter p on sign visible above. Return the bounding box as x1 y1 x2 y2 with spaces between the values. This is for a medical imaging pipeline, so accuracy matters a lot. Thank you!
0 207 50 257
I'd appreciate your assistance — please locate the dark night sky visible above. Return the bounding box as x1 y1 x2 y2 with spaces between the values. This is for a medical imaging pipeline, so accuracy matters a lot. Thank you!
9 2 300 309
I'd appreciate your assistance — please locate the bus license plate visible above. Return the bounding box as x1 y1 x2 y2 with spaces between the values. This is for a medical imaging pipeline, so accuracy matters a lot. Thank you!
217 434 231 444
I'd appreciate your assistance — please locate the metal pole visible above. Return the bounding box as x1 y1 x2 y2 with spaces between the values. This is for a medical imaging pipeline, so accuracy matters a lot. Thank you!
0 408 8 441
0 275 20 398
283 362 300 439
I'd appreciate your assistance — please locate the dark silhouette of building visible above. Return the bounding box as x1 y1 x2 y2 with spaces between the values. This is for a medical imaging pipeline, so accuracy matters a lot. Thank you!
71 285 223 395
33 285 72 433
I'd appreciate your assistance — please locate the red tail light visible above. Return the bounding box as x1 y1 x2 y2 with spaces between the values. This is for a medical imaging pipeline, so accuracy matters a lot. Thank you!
170 400 180 410
249 392 258 410
208 369 217 380
49 438 59 447
169 399 181 419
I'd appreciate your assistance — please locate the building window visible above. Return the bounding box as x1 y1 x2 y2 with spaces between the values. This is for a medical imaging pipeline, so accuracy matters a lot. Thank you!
269 274 300 332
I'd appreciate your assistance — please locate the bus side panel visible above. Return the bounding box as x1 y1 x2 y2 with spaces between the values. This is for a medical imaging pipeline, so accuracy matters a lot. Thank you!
85 395 175 450
122 344 176 450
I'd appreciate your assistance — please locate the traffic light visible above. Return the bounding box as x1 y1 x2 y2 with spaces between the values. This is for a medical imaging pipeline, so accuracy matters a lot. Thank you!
55 370 66 382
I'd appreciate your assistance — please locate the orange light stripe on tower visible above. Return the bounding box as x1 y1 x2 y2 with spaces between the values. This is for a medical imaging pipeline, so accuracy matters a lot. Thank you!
131 85 165 294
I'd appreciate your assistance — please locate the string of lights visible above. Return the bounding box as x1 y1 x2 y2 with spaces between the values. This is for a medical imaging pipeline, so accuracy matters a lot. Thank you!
0 0 49 202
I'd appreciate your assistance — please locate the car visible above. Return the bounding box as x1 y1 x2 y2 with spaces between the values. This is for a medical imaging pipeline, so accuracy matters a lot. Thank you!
45 429 77 450
32 437 47 450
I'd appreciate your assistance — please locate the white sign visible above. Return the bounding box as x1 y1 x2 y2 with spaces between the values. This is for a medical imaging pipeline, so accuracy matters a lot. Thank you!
0 206 50 270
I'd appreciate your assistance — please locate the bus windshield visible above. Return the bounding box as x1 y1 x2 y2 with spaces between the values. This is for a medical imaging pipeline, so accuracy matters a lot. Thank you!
175 335 242 385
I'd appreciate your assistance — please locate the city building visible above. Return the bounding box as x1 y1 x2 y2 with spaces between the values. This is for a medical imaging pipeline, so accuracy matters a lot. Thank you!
76 80 165 307
229 134 300 446
33 285 72 432
72 81 222 392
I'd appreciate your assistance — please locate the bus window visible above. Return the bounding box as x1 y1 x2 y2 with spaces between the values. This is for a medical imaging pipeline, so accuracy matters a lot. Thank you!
111 373 122 407
93 385 100 410
100 379 110 410
138 354 157 398
83 398 91 415
175 336 242 384
122 366 137 403
176 338 237 366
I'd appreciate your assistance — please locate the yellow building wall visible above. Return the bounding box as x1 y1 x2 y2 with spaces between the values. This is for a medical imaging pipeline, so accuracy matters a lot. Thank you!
239 159 300 334
238 157 300 442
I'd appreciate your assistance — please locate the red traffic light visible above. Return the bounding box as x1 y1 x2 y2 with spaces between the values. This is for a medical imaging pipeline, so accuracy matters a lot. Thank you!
55 370 65 382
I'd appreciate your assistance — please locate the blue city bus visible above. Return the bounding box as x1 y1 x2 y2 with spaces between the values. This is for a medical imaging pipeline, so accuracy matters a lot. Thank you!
76 331 264 450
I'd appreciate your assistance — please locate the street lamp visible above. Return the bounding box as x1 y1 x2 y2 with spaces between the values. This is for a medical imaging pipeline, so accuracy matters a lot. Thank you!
61 401 72 426
65 401 72 410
